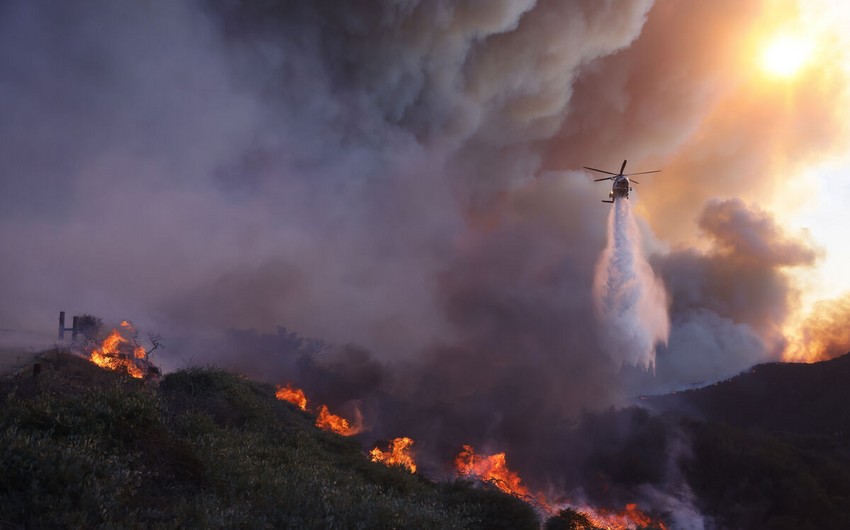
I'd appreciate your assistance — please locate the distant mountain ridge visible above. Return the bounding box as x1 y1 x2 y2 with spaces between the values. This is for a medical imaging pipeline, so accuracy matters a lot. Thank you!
647 352 850 442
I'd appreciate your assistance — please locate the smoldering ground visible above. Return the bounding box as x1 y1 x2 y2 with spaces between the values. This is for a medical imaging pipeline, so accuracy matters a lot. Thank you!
1 0 846 520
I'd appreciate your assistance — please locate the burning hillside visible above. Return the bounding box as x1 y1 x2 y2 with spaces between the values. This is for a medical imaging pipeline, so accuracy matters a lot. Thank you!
455 445 533 500
453 444 668 529
274 382 362 436
85 321 158 380
370 437 417 473
275 383 307 411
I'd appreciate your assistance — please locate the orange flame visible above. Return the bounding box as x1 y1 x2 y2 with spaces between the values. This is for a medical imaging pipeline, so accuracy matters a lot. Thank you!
315 404 362 436
455 444 530 498
88 326 146 379
273 383 362 436
569 502 668 530
370 437 417 473
275 383 308 411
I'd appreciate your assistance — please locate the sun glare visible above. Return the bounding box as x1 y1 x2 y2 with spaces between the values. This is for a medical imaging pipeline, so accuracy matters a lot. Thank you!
760 33 813 78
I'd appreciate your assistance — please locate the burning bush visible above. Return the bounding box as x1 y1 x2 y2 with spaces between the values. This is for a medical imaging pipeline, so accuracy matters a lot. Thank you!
85 320 159 380
370 437 417 473
455 444 531 499
315 404 363 436
273 382 362 436
275 383 307 411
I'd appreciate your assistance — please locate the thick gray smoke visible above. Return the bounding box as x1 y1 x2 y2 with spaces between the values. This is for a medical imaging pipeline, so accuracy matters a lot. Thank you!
593 199 669 370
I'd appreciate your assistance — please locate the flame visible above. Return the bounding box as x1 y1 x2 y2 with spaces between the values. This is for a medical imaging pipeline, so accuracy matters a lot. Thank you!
88 325 146 379
564 502 668 530
315 404 362 436
455 444 530 498
370 437 417 473
275 383 308 411
273 382 362 436
118 320 148 359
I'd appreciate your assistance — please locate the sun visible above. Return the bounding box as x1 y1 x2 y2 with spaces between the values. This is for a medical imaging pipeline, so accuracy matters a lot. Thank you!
760 33 813 78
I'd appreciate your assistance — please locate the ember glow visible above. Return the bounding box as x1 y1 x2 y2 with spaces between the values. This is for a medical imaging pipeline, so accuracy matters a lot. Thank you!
87 322 147 379
275 383 308 411
369 437 417 473
454 445 530 499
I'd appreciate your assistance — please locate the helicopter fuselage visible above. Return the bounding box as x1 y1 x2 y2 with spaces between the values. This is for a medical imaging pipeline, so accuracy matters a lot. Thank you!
610 176 631 200
584 159 659 205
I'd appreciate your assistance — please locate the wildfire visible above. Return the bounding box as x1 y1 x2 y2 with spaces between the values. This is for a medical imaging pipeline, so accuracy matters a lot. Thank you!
269 383 669 529
275 383 308 411
370 437 417 473
274 382 362 436
455 444 530 498
566 502 669 530
315 404 363 436
87 321 148 379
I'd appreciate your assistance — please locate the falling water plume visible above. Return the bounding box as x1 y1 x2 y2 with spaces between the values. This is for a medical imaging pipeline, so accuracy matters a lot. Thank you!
593 199 669 370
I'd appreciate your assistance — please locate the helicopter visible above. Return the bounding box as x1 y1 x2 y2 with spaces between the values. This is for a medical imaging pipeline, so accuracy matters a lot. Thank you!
583 159 660 203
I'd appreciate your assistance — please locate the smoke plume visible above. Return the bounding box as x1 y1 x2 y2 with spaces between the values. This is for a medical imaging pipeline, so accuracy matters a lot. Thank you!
594 199 669 370
785 293 850 361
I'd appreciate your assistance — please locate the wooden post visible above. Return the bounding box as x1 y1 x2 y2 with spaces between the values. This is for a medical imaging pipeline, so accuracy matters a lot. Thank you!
58 311 79 342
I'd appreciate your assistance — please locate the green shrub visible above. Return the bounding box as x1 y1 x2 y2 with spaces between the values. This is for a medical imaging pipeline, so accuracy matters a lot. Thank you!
440 479 540 530
0 365 537 529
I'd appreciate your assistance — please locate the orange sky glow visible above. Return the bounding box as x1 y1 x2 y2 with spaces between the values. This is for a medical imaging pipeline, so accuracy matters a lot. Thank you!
627 0 850 362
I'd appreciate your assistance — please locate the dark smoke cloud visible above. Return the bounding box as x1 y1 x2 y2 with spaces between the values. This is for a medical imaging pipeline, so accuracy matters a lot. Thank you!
0 0 655 356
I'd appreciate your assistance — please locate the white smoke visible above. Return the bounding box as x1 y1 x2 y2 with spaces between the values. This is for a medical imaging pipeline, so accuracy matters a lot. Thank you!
593 199 669 370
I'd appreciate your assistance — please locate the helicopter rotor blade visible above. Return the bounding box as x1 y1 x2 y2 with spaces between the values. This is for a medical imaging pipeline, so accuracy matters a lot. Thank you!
584 166 619 176
628 179 639 184
623 170 661 176
594 177 614 182
620 160 628 174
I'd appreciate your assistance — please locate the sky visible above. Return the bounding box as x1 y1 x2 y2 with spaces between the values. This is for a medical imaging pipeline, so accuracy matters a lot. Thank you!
2 0 850 401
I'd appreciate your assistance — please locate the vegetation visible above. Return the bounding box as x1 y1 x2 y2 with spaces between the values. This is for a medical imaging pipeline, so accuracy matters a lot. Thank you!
682 420 850 529
0 351 538 529
74 314 103 340
543 508 597 530
649 352 850 529
4 349 850 529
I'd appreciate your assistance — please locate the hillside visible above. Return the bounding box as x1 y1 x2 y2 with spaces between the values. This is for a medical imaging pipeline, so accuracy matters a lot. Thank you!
647 352 850 443
648 353 850 529
0 349 540 529
5 349 850 529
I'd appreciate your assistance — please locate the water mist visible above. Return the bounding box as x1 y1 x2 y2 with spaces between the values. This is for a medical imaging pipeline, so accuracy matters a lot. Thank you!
593 199 669 370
